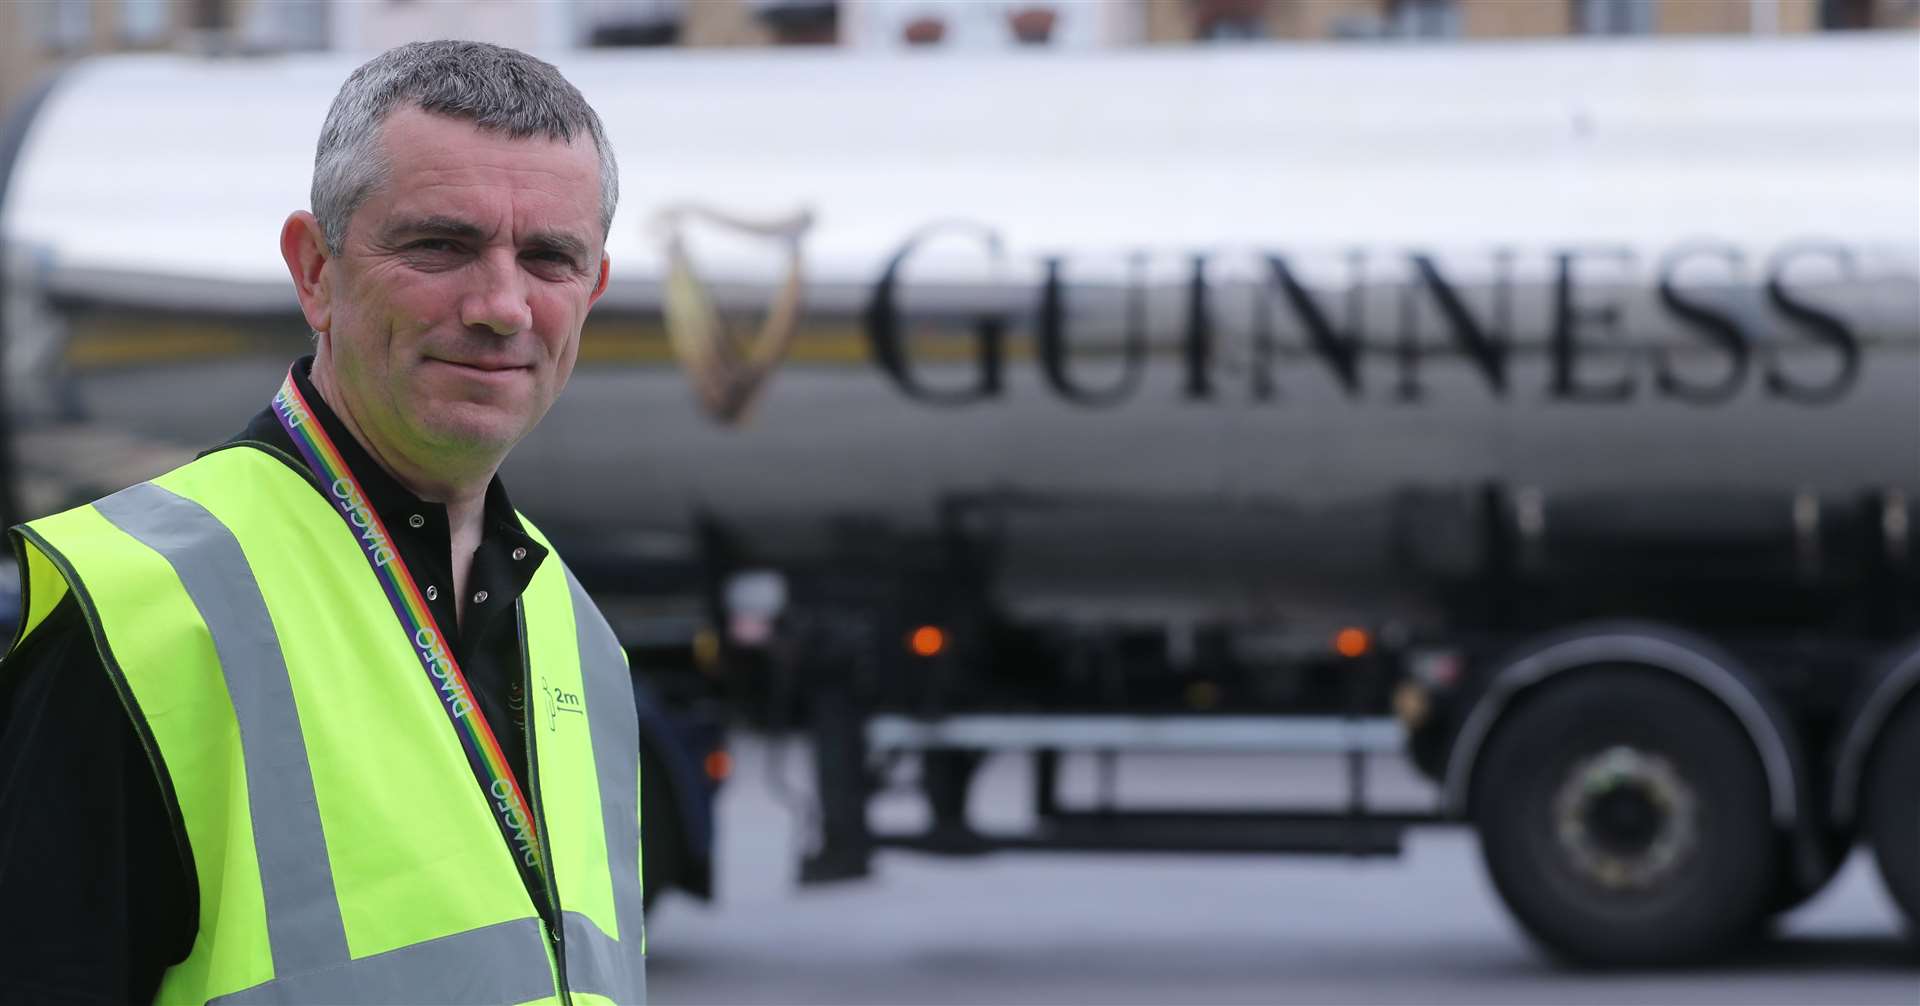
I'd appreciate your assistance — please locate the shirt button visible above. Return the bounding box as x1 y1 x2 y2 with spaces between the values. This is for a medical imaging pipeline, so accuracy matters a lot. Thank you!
425 585 438 601
512 547 528 561
473 590 489 604
409 514 425 529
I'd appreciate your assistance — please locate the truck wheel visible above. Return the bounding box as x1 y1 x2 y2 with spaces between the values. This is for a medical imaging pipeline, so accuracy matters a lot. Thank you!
1764 829 1848 917
1472 669 1776 966
641 749 682 910
1865 699 1920 936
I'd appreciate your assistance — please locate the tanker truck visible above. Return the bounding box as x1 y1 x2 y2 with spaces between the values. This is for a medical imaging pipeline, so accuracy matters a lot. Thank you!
1 35 1916 966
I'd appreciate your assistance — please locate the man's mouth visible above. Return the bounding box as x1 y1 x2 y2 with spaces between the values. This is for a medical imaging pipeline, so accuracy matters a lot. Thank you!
428 356 529 374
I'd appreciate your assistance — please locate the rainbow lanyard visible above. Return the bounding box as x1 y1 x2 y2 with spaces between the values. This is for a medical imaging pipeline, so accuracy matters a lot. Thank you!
272 369 544 878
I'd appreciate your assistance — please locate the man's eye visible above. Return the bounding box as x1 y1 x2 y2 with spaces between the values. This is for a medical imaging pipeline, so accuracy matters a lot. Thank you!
528 251 574 266
409 239 460 253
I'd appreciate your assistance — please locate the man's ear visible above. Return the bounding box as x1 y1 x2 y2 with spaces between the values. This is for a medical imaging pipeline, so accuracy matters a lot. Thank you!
587 253 610 310
280 212 333 334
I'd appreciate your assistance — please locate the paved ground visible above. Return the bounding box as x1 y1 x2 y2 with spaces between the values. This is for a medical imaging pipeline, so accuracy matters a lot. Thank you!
649 737 1915 1005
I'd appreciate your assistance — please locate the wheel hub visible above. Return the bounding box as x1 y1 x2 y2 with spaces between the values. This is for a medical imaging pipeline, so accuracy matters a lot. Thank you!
1552 745 1698 891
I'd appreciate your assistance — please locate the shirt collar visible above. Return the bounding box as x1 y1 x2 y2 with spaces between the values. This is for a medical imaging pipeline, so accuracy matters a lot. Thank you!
226 355 533 539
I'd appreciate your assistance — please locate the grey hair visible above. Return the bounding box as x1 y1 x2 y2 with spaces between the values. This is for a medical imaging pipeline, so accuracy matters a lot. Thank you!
311 40 618 254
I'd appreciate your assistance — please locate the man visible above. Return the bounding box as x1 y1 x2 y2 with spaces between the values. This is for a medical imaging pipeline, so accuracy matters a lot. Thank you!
0 41 646 1005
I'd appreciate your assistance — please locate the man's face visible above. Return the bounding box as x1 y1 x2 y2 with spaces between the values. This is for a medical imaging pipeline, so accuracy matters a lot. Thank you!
317 107 608 472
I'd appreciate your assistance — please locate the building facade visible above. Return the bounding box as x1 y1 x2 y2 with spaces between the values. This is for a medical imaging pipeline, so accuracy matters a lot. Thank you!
3 0 331 128
4 0 1917 137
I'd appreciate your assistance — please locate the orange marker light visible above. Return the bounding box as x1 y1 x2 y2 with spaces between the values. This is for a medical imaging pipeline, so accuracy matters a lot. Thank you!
1335 627 1371 659
704 749 733 783
910 625 946 658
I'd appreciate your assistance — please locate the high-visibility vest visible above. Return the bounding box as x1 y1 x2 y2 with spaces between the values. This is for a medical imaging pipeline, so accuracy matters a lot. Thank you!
10 446 646 1005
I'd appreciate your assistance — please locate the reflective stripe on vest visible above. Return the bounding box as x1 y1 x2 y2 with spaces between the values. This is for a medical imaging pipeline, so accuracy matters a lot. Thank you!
18 456 645 1005
560 565 648 1004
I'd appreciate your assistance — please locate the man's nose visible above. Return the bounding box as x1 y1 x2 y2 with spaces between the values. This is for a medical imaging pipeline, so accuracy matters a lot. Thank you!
459 250 534 336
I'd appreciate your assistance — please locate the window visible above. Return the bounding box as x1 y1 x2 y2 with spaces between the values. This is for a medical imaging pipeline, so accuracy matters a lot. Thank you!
1386 0 1460 38
754 0 839 45
119 0 171 45
38 0 93 52
188 0 228 31
1328 12 1386 38
577 0 683 47
1819 0 1876 28
1190 0 1267 41
241 0 328 50
1575 0 1657 34
1197 14 1265 39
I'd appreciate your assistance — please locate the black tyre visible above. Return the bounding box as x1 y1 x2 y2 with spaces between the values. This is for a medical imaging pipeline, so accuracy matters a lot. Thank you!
1865 698 1920 936
640 749 682 910
1765 828 1849 917
1472 668 1777 966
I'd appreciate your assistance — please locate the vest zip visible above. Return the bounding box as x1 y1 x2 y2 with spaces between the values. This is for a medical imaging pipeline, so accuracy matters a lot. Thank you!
519 599 572 1005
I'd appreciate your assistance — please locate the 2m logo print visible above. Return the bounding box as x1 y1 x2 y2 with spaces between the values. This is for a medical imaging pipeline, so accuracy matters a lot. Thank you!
540 681 585 732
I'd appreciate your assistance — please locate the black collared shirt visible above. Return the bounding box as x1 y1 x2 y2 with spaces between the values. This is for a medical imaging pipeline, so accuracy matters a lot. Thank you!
0 357 553 1005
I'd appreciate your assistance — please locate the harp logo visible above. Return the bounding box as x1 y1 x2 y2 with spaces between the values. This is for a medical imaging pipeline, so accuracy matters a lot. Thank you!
653 205 814 426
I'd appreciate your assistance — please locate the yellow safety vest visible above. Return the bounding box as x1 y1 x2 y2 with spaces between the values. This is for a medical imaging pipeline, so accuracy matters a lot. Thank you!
10 445 646 1005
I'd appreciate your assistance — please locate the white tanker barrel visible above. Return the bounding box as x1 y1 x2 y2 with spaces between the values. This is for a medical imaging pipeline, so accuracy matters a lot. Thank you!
1 39 1915 625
